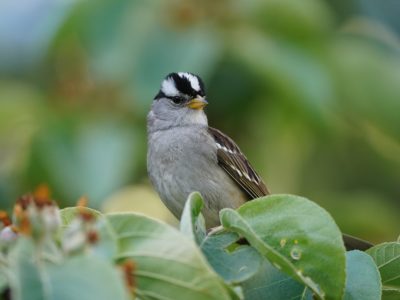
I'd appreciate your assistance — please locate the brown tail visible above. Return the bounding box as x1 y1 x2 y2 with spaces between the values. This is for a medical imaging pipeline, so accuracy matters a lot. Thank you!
343 233 373 251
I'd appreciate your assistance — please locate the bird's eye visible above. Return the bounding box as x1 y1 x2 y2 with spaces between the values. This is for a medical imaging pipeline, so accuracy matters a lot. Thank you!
171 96 184 104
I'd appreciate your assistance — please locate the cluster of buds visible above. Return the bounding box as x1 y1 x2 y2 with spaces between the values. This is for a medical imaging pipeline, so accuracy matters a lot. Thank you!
62 196 100 253
0 185 101 254
0 185 61 246
13 185 61 240
0 210 18 246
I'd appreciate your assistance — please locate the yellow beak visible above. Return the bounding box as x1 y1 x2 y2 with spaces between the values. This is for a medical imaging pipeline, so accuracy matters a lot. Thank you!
186 97 208 110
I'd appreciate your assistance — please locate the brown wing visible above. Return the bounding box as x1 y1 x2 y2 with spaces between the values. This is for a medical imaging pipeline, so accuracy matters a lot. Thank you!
208 127 269 199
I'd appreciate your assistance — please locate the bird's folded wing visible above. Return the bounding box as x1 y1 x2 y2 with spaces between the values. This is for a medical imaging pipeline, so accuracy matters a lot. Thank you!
208 129 374 251
208 127 269 199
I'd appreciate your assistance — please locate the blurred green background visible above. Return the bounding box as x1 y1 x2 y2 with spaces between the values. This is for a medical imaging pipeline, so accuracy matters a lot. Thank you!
0 0 399 243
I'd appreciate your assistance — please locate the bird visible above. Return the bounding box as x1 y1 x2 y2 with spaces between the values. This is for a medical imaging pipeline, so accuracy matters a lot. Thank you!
147 72 372 251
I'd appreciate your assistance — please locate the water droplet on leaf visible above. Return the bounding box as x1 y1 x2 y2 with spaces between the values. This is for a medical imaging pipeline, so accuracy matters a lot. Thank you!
290 247 302 260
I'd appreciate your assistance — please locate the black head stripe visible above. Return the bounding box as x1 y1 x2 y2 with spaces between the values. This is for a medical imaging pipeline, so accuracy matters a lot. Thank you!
184 73 206 96
154 90 166 100
197 76 205 96
169 73 196 97
159 72 206 100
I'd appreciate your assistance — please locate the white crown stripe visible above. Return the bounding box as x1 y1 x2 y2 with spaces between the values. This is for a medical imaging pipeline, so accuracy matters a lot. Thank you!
161 78 179 96
178 72 201 92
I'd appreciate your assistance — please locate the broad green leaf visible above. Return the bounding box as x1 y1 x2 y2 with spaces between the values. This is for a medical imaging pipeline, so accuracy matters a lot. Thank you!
106 212 236 300
9 237 129 300
220 194 346 300
241 259 312 300
47 255 129 300
9 238 46 300
367 242 400 297
93 217 119 261
381 288 400 300
344 250 381 300
201 231 262 284
180 192 206 245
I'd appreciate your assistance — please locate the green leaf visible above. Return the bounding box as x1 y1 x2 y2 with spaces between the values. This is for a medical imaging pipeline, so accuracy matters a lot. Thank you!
367 242 400 297
344 250 381 300
106 212 236 300
220 194 346 300
201 231 262 284
381 288 400 300
180 192 206 245
93 217 120 261
9 238 46 300
47 255 130 300
241 259 312 300
9 237 129 300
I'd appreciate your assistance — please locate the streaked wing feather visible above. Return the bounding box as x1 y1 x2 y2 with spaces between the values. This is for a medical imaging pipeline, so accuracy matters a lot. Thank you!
208 128 374 251
208 127 269 200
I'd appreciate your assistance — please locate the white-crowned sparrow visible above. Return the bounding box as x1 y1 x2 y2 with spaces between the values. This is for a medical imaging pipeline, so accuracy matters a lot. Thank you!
147 72 372 250
147 72 268 228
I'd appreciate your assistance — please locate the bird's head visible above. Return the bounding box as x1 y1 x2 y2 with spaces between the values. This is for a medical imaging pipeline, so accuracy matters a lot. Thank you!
149 72 208 129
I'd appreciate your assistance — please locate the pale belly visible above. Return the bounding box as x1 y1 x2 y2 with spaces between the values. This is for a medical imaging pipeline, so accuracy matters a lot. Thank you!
147 128 247 227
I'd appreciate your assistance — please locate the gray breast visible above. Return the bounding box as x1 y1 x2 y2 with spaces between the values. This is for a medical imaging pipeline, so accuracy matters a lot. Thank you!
147 125 246 227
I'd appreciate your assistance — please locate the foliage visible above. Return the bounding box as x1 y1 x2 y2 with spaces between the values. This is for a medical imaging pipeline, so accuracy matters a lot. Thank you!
0 191 397 300
0 0 399 244
344 251 381 300
0 0 399 298
367 242 400 299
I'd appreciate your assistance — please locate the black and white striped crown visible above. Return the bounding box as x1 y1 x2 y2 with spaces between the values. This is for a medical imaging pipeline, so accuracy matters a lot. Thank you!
155 72 205 100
